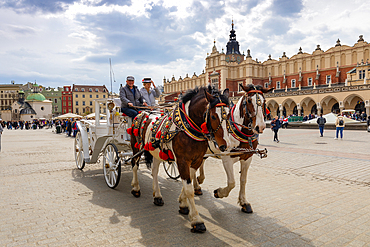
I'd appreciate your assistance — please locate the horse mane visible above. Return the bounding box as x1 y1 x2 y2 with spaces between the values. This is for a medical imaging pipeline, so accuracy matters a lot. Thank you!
206 85 230 108
181 87 205 105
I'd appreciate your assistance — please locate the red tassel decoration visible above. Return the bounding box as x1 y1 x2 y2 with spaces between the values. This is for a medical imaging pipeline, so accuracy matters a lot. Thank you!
201 122 209 134
127 128 132 135
144 143 149 151
159 150 168 160
168 150 174 160
134 142 140 149
133 129 139 136
155 130 161 139
148 142 155 151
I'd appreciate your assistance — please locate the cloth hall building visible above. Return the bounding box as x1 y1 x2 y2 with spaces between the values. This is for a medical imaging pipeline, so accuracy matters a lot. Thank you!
163 22 370 117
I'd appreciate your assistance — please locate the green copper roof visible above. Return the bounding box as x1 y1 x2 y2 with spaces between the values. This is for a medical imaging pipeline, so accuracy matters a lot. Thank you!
26 93 46 101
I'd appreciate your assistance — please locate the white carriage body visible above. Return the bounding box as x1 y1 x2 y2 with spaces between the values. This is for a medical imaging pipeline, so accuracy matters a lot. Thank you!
76 98 132 164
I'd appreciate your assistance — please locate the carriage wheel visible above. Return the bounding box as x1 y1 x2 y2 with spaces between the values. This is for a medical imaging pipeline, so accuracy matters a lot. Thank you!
103 143 121 189
163 161 180 180
74 132 85 170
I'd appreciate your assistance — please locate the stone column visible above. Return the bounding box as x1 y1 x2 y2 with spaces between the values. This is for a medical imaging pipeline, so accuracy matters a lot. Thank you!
279 104 283 117
365 100 370 116
297 104 301 116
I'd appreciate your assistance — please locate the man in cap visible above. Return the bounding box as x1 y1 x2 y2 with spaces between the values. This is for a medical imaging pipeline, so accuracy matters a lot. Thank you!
140 78 161 107
120 76 147 118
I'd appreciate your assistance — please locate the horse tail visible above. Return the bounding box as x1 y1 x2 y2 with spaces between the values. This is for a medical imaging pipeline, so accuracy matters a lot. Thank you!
144 150 153 168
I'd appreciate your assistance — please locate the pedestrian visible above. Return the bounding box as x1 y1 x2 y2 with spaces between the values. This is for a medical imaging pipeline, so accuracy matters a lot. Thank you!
139 78 161 107
67 119 72 136
334 113 345 139
316 113 326 137
367 116 370 132
271 116 281 143
120 76 147 118
72 120 78 137
0 119 3 152
282 116 288 128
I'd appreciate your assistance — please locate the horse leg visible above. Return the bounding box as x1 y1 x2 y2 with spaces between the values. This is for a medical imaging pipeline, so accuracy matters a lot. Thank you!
152 158 164 206
238 157 253 213
130 157 141 197
178 187 189 215
184 168 206 233
214 156 236 198
193 160 205 196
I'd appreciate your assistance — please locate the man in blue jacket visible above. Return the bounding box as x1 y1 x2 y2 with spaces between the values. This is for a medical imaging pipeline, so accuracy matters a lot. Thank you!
271 116 281 143
120 76 148 118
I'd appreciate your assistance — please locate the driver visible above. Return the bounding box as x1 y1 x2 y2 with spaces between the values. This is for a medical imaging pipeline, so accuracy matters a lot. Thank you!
120 76 148 118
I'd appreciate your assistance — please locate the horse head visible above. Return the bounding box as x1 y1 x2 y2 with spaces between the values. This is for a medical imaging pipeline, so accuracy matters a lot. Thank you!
239 84 273 134
204 87 231 152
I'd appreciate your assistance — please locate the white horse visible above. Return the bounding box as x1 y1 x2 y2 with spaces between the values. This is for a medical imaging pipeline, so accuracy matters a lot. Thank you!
193 84 273 213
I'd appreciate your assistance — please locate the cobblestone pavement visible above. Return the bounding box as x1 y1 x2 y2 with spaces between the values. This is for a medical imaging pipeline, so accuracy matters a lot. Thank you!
1 127 370 246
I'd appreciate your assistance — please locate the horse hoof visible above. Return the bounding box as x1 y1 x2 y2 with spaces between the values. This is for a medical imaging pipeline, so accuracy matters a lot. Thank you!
241 203 253 213
194 188 203 196
213 189 219 198
131 190 141 198
191 223 206 233
179 207 189 215
197 176 204 184
153 197 164 206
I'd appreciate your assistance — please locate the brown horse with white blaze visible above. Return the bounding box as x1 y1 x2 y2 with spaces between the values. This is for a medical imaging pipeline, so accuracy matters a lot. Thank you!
129 86 231 233
194 84 273 213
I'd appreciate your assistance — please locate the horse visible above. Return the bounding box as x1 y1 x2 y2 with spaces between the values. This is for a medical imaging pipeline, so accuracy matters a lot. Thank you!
128 86 231 233
193 84 273 213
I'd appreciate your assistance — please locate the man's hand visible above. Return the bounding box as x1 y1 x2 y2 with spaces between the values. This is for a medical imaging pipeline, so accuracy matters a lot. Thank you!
128 103 134 107
151 80 156 88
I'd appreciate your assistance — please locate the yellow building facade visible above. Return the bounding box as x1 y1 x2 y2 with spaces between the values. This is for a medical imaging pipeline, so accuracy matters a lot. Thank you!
72 85 109 115
163 22 370 117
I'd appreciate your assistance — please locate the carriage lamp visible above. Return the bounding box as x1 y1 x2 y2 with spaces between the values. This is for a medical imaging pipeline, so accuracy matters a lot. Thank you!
107 101 115 112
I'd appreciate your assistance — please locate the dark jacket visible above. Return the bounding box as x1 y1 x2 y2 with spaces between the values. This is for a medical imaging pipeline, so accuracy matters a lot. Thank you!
120 84 144 108
271 119 281 131
316 117 326 126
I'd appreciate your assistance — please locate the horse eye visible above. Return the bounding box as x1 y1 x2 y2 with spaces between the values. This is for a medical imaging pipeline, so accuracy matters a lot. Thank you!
211 115 217 120
247 99 252 103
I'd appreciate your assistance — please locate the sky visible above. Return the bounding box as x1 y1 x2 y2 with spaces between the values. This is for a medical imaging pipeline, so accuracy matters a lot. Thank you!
0 0 370 93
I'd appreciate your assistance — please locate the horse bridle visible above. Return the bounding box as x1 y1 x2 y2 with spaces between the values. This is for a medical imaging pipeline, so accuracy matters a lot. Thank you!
204 100 229 143
230 90 266 132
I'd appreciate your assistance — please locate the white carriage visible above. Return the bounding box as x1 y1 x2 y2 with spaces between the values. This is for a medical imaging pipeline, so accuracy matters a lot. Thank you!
74 98 180 189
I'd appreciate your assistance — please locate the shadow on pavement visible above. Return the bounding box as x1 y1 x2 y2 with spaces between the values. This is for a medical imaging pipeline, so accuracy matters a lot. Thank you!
72 166 313 246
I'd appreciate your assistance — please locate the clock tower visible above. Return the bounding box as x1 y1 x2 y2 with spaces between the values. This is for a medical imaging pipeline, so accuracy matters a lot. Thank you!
225 20 244 64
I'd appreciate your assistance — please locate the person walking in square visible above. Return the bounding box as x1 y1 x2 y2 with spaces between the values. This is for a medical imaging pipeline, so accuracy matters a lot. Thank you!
271 116 281 143
335 113 345 139
316 113 326 137
0 119 3 152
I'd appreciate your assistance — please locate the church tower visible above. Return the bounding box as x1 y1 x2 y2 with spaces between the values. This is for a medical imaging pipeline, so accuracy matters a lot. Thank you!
225 20 244 64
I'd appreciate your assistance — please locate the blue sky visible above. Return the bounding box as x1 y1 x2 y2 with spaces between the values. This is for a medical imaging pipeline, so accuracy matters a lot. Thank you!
0 0 369 93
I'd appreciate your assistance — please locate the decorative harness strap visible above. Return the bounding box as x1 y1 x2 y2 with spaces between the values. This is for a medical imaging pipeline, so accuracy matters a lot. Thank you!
227 103 258 147
172 102 207 142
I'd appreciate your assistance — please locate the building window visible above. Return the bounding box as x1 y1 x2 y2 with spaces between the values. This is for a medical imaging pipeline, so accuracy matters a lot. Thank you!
81 88 85 92
54 99 57 103
76 101 78 106
96 95 99 98
90 94 92 98
264 82 268 88
75 88 78 92
82 94 85 98
76 108 79 114
41 107 44 111
211 78 218 88
359 70 366 79
291 79 296 88
326 75 331 84
90 101 92 106
276 81 281 89
75 94 78 98
83 101 85 106
54 105 58 112
103 95 106 98
83 108 85 113
63 102 66 106
103 89 106 92
68 102 71 106
68 97 71 100
95 89 99 92
308 77 312 86
89 88 92 92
